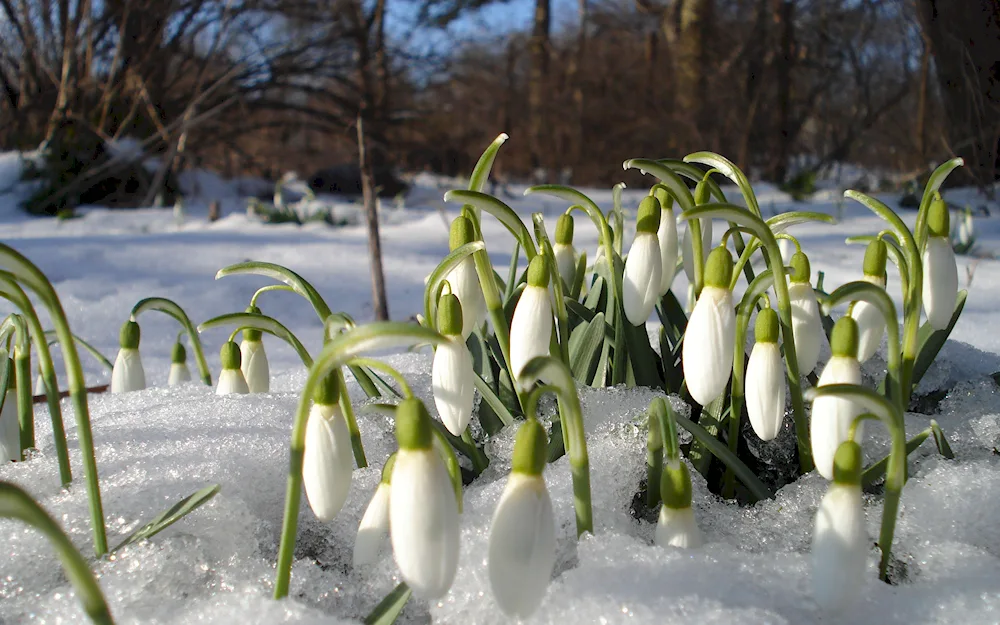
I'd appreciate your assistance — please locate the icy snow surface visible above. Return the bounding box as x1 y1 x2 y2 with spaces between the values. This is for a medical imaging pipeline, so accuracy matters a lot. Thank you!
2 159 1000 623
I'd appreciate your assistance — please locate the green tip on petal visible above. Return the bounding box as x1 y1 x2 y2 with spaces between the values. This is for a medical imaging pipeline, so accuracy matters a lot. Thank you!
832 440 863 485
380 453 397 484
449 215 476 250
927 193 950 237
527 254 552 288
171 341 187 364
120 320 140 349
863 239 888 278
436 292 464 336
511 418 548 476
395 397 434 450
636 196 662 234
755 308 780 344
313 371 341 405
660 460 693 509
830 316 859 358
555 213 575 245
220 341 242 370
703 245 734 289
789 251 811 283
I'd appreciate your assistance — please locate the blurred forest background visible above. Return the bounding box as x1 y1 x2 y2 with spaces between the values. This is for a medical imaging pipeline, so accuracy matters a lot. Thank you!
0 0 997 199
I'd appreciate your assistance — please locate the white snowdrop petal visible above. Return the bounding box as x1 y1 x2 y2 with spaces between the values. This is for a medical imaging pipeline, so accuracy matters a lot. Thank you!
922 237 958 330
788 282 823 374
34 373 45 396
167 362 192 386
240 340 270 393
302 404 354 521
622 233 663 325
745 342 786 441
447 257 487 339
216 369 249 395
0 389 19 461
655 506 703 549
111 348 146 393
390 449 460 599
811 356 863 480
682 286 735 406
812 483 868 611
488 474 557 618
657 208 679 294
509 285 553 381
851 300 885 363
681 218 713 283
432 338 476 436
353 482 391 567
554 243 577 290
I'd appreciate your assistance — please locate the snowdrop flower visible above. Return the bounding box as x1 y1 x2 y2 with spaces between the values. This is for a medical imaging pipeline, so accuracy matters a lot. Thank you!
303 373 354 521
111 321 146 393
390 397 460 599
787 252 823 374
655 459 702 548
922 195 959 330
167 340 192 386
353 454 395 567
216 341 249 395
681 218 713 284
778 237 795 265
746 307 786 441
510 254 554 382
682 246 736 406
488 419 556 618
811 317 863 480
445 215 487 339
655 191 679 295
553 213 577 290
812 440 868 611
432 293 475 436
850 240 888 363
622 196 663 325
240 306 270 393
1 356 19 461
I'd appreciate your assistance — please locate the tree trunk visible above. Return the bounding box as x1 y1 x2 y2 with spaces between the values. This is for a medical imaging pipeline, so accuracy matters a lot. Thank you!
916 0 1000 185
674 0 713 147
358 112 390 321
528 0 550 172
915 35 931 162
770 0 794 183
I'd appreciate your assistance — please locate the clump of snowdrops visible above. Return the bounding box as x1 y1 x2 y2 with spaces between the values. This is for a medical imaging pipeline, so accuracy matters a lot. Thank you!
0 136 968 624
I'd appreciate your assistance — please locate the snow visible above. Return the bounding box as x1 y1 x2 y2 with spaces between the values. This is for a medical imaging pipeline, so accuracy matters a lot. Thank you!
2 152 1000 623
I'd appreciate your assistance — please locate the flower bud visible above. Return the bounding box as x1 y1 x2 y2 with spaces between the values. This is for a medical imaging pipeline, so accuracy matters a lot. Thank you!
787 252 823 374
655 461 702 549
682 248 736 406
112 321 146 393
810 318 863 480
216 341 249 395
446 215 487 338
510 255 554 382
922 196 958 330
746 309 786 441
168 340 192 386
622 198 664 325
302 378 353 521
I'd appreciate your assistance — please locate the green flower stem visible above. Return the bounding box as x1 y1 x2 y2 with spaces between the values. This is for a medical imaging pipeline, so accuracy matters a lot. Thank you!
0 243 107 555
131 298 212 386
646 410 663 508
684 151 763 218
725 270 775 498
336 367 367 468
199 312 313 367
532 214 571 366
216 261 334 321
819 281 902 408
345 357 412 398
611 183 626 255
0 481 115 625
1 313 33 455
0 276 72 483
250 284 295 308
273 323 447 599
848 413 880 442
519 356 592 536
443 190 539 259
805 384 906 582
43 330 114 371
460 429 489 475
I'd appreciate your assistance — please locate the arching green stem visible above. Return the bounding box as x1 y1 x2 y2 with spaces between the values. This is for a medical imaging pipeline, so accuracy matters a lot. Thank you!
684 151 762 217
273 323 447 599
131 298 212 385
0 243 107 554
250 284 295 308
422 241 486 330
199 312 313 367
443 190 538 259
849 413 880 442
215 261 333 321
345 357 412 398
846 234 910 304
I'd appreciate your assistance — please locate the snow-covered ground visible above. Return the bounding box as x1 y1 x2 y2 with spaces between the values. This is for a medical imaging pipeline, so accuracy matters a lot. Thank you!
2 152 1000 624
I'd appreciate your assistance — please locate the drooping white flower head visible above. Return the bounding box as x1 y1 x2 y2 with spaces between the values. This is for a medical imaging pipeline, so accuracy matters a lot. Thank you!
0 356 20 462
655 190 679 295
111 320 146 393
489 419 556 618
353 454 395 567
167 340 192 386
811 317 863 480
812 440 868 611
510 254 554 383
849 239 888 363
553 213 578 291
746 307 786 441
390 398 460 599
239 306 270 393
922 196 958 330
655 460 703 548
216 341 249 395
303 373 354 521
682 246 736 406
432 293 476 436
787 252 823 375
623 196 664 325
445 215 487 339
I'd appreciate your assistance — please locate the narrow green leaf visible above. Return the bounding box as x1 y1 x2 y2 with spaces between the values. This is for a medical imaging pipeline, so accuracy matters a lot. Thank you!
766 211 837 230
621 159 695 211
443 190 538 259
671 411 772 502
683 151 761 217
911 290 967 390
363 582 412 625
468 133 509 193
504 241 521 303
930 420 955 459
112 485 221 553
569 312 606 382
44 329 114 372
862 428 932 486
570 251 587 301
656 160 726 201
215 261 332 321
688 393 728 476
198 312 313 367
474 370 516 427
